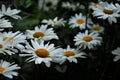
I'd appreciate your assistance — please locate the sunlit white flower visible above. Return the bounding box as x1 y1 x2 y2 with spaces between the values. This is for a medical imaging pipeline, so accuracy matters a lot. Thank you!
0 4 21 19
69 13 86 29
38 0 59 11
88 24 104 33
20 40 63 67
0 60 20 79
42 17 66 27
53 45 86 64
112 47 120 62
74 30 102 49
26 25 58 41
62 2 83 11
0 18 13 28
0 31 26 50
92 2 120 24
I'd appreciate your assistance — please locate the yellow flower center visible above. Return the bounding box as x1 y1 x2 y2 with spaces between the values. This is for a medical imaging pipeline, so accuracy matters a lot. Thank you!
76 18 84 24
93 3 99 7
64 51 75 57
3 37 14 41
103 9 113 14
83 36 93 42
0 44 3 49
52 20 57 24
93 26 101 31
0 67 5 72
33 32 44 38
35 48 49 58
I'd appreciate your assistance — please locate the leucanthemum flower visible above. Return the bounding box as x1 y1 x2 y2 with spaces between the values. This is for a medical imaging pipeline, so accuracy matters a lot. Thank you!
0 18 13 28
89 1 102 10
62 2 83 11
112 47 120 62
69 13 86 29
0 31 26 49
0 38 16 55
42 17 66 27
26 25 58 41
88 24 104 33
20 40 63 67
52 45 86 64
92 2 120 24
0 60 20 79
38 0 59 11
0 4 21 19
74 30 102 49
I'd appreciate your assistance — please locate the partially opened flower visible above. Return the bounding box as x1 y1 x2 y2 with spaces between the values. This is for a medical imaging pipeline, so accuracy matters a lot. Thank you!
74 30 102 49
0 4 21 19
26 25 58 41
0 60 20 79
42 17 66 27
53 45 86 64
112 47 120 62
69 13 86 29
20 39 63 67
92 2 120 24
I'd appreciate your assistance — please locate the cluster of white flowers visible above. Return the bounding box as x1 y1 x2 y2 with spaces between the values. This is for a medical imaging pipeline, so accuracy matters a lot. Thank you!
0 4 23 79
0 0 120 79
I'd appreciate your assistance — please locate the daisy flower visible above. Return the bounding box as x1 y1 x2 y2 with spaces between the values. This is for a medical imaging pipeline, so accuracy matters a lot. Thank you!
0 18 13 28
0 38 15 55
89 1 102 10
38 0 59 11
20 39 63 67
92 2 120 24
52 45 86 64
112 47 120 62
62 2 83 11
0 4 21 19
42 17 66 27
0 60 20 79
69 13 86 29
26 25 58 41
0 31 26 49
88 24 104 33
73 30 102 49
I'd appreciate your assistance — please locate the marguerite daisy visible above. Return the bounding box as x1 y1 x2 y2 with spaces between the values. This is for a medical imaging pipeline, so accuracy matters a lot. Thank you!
26 25 58 41
74 30 102 49
0 38 16 55
53 45 86 64
0 31 26 49
88 24 104 33
62 2 82 11
0 18 13 28
69 13 86 29
0 4 21 19
20 39 63 67
112 47 120 62
42 17 66 27
92 2 120 24
0 60 20 79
